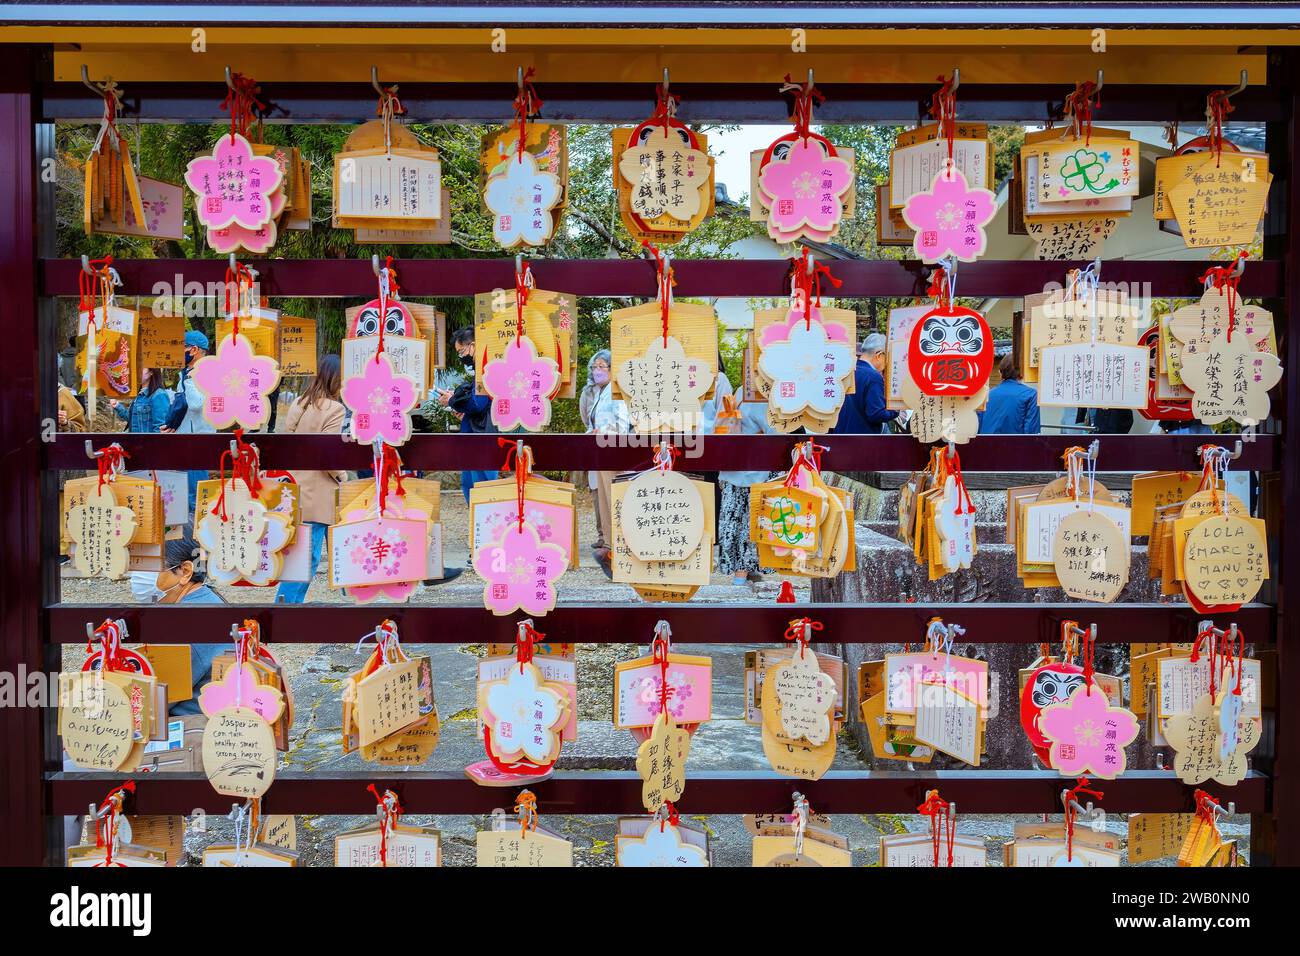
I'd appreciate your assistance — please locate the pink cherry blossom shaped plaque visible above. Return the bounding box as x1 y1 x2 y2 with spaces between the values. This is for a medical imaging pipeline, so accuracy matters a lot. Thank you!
1039 682 1140 779
198 661 285 724
184 132 284 231
190 332 282 431
342 351 418 446
901 164 997 264
757 137 853 238
482 336 561 432
475 522 567 617
207 188 286 255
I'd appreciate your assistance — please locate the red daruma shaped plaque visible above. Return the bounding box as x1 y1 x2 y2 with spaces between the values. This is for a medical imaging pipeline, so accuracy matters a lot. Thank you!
907 305 993 397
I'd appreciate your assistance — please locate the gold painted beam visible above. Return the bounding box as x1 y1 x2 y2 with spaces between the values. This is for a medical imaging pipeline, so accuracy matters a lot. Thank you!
54 47 1264 87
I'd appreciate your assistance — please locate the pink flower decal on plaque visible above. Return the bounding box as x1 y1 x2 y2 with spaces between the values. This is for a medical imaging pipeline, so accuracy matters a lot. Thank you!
901 165 997 264
482 337 560 432
342 352 417 446
1039 683 1140 779
198 662 285 724
342 497 428 604
207 189 285 254
475 523 567 617
330 515 428 589
190 332 281 430
184 132 283 231
758 138 853 238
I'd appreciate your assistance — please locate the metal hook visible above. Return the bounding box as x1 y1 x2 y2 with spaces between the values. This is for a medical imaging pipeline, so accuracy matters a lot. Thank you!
517 66 524 91
372 254 381 277
1225 69 1248 102
370 65 385 98
81 254 93 276
807 67 815 89
1061 789 1096 818
79 64 100 96
224 66 235 91
662 67 669 94
228 253 237 273
950 67 960 93
1093 69 1104 96
84 440 101 459
1230 253 1247 280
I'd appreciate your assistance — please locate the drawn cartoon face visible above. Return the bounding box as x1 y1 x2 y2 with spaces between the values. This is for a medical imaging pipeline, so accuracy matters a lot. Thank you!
1020 661 1086 760
349 297 415 339
919 311 984 356
81 645 152 676
1029 669 1087 710
907 305 992 397
633 124 692 149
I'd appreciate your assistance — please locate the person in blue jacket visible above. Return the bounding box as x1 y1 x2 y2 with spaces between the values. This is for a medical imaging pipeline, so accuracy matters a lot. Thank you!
833 333 898 434
435 327 498 501
978 354 1041 434
108 367 170 433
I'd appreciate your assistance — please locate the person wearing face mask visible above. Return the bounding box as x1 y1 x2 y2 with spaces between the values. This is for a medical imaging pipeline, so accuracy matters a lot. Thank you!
275 355 346 603
579 349 612 557
153 530 226 715
161 330 216 514
436 327 498 502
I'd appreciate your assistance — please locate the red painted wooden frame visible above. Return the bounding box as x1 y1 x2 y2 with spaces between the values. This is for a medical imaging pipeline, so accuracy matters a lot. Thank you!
48 431 1282 472
40 256 1286 299
48 771 1270 816
45 603 1278 646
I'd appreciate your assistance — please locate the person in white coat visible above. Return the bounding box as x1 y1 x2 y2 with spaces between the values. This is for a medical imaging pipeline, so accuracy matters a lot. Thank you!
589 378 631 578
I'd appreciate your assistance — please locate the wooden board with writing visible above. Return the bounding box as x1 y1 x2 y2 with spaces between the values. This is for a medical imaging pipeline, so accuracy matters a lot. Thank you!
138 313 186 368
277 316 317 376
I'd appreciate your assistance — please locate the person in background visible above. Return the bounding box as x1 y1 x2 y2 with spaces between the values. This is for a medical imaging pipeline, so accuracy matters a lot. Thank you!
714 396 779 586
579 349 613 559
154 529 225 715
1076 406 1134 434
109 367 170 433
700 352 735 525
833 333 898 434
1159 417 1212 436
275 355 346 603
58 335 81 394
978 354 1041 435
590 372 632 579
161 330 215 514
436 327 497 502
57 384 86 432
